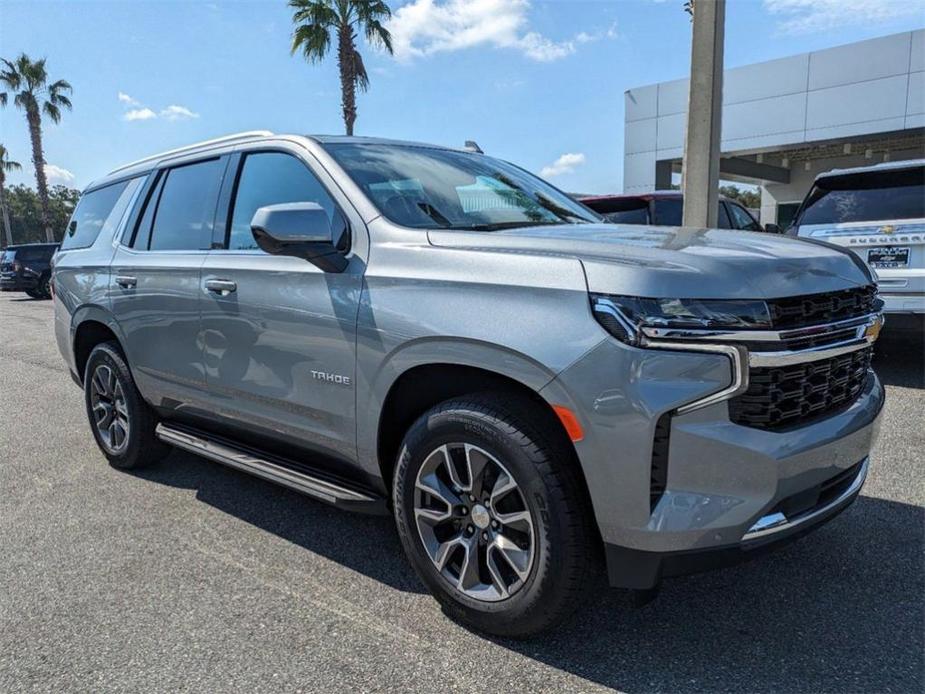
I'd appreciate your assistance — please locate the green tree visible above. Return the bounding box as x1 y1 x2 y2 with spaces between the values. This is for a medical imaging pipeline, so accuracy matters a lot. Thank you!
289 0 393 136
0 54 73 242
4 183 78 245
0 145 22 247
719 184 761 209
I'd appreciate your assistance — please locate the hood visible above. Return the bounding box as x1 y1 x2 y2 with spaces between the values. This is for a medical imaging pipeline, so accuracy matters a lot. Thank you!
428 224 872 299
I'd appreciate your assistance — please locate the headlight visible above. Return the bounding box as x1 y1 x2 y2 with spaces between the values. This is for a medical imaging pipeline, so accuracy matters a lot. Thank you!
591 293 772 344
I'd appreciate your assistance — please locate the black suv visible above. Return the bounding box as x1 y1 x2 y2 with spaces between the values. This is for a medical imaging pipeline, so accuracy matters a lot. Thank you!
0 243 59 299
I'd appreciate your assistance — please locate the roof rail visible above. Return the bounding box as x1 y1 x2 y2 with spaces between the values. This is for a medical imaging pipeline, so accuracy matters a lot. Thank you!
108 130 274 174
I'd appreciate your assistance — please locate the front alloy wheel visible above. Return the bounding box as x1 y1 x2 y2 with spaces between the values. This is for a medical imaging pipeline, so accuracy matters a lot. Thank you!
393 393 595 638
414 443 535 601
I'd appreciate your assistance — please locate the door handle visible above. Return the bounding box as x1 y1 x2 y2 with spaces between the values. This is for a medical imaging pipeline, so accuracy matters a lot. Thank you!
204 279 237 295
115 275 136 289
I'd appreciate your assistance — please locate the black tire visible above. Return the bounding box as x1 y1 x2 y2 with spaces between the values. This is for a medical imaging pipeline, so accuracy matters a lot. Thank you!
393 392 595 638
37 274 51 299
83 341 169 470
25 289 42 299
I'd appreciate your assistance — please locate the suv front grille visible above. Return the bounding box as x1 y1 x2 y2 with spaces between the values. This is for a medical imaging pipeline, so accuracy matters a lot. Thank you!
766 285 878 330
729 347 873 430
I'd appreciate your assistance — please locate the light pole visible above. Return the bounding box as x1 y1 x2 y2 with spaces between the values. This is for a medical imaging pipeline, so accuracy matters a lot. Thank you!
681 0 725 228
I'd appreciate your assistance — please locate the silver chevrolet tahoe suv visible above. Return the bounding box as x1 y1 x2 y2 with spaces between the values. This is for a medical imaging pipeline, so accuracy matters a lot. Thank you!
54 131 885 637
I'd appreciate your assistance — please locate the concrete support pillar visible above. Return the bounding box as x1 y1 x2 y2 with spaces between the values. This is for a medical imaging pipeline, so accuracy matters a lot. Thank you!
681 0 725 228
655 160 673 190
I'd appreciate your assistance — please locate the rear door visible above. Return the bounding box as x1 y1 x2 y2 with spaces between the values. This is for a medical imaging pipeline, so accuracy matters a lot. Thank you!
197 144 364 464
110 155 230 410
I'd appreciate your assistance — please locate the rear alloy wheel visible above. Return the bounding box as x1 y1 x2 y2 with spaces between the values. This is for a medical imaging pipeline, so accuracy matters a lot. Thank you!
394 393 595 638
89 364 131 455
83 341 169 470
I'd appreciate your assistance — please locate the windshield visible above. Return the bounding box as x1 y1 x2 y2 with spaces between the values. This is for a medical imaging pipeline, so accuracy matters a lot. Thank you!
324 143 600 231
797 166 925 226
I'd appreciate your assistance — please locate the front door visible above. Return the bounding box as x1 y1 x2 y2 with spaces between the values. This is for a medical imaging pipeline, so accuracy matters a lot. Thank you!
198 148 362 463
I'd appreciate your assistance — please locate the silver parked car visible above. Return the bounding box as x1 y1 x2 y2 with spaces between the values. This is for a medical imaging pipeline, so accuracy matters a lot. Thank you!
791 159 924 315
53 131 885 637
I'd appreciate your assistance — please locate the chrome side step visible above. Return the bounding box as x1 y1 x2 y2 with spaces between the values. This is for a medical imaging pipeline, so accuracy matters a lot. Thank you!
155 423 386 514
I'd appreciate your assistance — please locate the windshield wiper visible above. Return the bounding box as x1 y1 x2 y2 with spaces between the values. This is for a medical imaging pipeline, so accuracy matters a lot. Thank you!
535 194 593 224
460 221 562 232
416 202 452 227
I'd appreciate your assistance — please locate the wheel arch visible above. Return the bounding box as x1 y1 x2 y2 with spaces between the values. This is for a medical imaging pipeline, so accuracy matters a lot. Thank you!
374 358 585 498
71 306 128 384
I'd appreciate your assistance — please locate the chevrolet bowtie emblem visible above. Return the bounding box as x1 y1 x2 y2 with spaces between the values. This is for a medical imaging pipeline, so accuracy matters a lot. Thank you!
864 316 884 342
879 225 896 234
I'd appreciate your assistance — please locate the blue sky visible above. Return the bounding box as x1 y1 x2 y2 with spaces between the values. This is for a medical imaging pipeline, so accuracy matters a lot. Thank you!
2 0 923 194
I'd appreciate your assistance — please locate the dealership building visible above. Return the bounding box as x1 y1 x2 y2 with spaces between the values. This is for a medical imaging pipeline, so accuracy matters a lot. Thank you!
623 30 925 226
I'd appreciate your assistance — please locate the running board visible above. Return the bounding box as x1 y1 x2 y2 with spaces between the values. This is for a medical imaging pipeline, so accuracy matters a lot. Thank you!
155 423 386 514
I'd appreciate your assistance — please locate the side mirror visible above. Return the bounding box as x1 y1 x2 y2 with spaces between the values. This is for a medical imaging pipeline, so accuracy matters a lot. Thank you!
764 223 782 234
250 202 348 272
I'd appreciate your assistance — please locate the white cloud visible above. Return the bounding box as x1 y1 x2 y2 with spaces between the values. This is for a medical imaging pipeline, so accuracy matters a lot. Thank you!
387 0 594 63
124 107 157 121
117 91 140 106
45 164 75 184
541 152 586 178
764 0 923 34
117 92 199 122
159 105 199 121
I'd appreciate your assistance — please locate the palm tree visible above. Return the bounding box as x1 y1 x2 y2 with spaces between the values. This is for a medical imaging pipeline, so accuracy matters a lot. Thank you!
0 54 72 242
289 0 393 136
0 145 21 247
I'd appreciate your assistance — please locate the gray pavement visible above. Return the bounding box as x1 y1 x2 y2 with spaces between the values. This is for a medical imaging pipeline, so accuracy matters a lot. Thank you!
0 293 922 693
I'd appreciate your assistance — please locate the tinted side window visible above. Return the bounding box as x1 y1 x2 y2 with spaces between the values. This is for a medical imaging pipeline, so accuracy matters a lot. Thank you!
131 172 165 250
61 178 142 250
11 246 55 262
605 208 649 224
728 202 760 231
227 152 337 251
148 158 225 251
654 198 733 228
717 203 732 229
652 199 683 226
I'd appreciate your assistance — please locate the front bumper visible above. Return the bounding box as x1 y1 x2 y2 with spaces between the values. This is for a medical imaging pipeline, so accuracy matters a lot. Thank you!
604 455 869 589
541 335 885 590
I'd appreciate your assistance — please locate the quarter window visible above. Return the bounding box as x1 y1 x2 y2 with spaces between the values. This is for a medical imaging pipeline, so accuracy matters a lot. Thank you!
143 158 225 251
61 178 142 250
227 152 338 251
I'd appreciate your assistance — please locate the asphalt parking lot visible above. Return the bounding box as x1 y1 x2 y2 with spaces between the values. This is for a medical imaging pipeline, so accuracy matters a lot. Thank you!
0 292 922 693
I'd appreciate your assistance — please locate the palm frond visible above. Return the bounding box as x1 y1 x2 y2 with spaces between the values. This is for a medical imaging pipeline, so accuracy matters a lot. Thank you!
291 23 332 61
43 101 62 123
0 59 21 91
363 18 392 53
13 92 37 111
289 0 338 29
0 145 22 172
50 92 72 110
48 79 73 95
290 0 338 60
351 47 369 92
